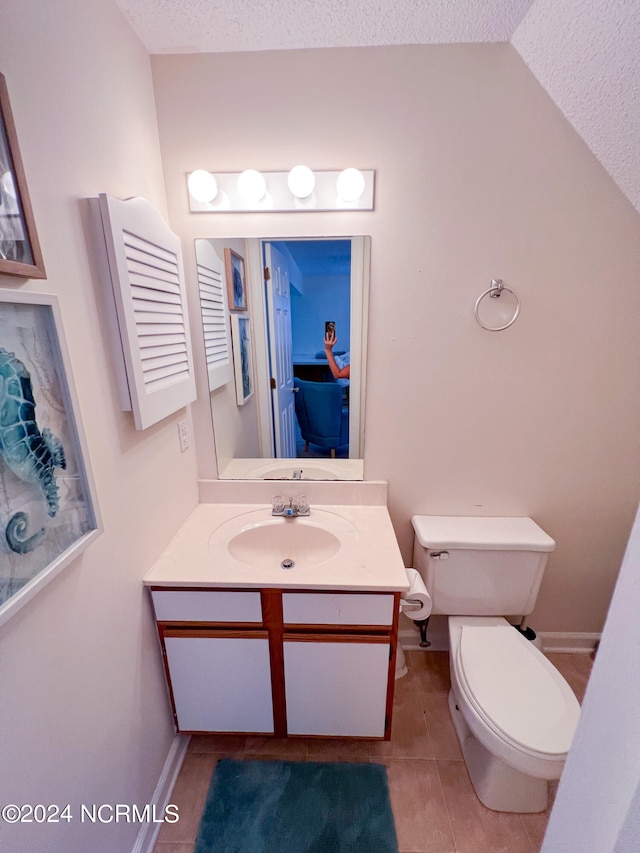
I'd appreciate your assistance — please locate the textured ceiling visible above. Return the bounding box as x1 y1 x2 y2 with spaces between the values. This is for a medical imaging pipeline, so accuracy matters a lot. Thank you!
114 0 535 53
513 0 640 214
113 0 640 216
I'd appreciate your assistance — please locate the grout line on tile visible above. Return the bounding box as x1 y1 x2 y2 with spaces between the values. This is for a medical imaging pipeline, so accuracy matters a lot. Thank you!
434 759 459 853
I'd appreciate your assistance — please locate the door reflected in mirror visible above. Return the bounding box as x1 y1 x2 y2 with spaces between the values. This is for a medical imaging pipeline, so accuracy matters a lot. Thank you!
194 236 369 480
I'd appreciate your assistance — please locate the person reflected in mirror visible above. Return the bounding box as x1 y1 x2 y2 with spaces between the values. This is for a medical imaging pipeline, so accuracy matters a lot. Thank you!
323 331 350 384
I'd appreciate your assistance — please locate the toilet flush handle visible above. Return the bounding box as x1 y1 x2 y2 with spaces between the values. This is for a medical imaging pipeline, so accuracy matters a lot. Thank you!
430 551 449 560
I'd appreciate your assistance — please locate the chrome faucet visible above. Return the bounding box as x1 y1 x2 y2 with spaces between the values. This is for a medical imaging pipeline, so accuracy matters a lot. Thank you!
272 496 310 517
292 469 303 479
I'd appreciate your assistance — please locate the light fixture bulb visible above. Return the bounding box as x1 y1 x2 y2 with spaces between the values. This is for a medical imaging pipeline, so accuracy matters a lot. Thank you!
237 169 267 203
336 168 366 203
187 170 218 203
287 165 316 199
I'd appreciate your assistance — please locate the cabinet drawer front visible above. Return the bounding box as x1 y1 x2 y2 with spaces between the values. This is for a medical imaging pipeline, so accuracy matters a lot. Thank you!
282 593 394 626
151 590 262 623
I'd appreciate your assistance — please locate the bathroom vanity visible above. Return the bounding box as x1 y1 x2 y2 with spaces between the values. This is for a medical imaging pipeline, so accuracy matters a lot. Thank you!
144 502 409 740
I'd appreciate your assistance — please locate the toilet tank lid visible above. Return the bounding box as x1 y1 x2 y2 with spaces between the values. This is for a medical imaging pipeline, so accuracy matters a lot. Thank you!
411 516 556 552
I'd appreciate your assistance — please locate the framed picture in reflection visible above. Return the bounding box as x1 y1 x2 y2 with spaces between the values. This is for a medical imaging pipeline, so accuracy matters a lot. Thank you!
231 313 254 405
224 247 247 311
0 74 45 279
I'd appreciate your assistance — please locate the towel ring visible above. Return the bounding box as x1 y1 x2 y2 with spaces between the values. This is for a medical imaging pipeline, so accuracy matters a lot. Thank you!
474 279 521 331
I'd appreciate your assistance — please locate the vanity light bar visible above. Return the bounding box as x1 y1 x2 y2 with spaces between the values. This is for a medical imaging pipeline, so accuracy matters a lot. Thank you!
187 168 375 212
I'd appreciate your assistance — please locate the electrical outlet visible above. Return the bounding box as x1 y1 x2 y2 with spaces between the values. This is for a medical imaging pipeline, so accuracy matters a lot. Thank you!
178 418 190 452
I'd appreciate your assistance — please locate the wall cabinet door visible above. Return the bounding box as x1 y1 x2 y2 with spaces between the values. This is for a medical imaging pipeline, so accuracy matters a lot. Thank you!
283 637 390 737
163 632 274 734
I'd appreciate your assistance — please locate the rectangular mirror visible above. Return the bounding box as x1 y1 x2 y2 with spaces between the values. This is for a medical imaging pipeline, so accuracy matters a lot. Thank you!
194 236 369 480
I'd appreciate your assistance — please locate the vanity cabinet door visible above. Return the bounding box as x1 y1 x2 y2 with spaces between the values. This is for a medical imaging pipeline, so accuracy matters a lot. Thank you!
283 636 390 737
162 631 274 734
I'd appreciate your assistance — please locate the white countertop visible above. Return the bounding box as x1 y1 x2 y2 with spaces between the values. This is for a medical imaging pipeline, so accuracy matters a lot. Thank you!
144 503 410 592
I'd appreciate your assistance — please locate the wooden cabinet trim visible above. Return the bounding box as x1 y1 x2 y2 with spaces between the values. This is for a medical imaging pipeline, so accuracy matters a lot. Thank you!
160 627 269 641
150 584 263 593
385 591 401 738
282 622 390 634
261 590 287 736
283 632 391 645
157 620 265 630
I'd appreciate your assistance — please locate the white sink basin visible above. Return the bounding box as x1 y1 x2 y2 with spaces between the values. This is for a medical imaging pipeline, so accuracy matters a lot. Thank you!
209 508 358 571
228 521 340 569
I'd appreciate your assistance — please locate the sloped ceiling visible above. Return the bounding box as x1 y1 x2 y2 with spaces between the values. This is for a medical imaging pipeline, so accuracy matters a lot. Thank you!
513 0 640 214
113 0 640 215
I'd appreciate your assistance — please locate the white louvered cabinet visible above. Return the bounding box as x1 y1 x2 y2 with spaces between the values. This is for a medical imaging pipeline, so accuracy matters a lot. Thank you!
195 240 233 391
95 194 197 429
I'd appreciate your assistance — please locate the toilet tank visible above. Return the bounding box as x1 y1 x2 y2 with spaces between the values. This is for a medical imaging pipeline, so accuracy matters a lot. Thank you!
411 516 555 617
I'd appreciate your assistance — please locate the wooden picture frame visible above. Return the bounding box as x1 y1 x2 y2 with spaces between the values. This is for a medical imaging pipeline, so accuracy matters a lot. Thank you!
231 313 254 405
224 247 247 311
0 290 101 627
0 74 45 279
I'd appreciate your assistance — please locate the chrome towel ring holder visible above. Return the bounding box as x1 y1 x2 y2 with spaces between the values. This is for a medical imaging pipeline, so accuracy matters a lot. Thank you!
474 279 521 331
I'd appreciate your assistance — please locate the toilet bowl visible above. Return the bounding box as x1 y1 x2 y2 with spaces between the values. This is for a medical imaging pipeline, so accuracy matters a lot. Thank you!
448 615 580 811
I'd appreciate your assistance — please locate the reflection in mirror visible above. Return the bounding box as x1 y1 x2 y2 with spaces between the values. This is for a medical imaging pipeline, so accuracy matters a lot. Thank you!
194 236 369 480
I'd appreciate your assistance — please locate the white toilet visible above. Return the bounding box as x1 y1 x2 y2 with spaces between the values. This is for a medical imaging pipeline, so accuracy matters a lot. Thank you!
411 515 581 813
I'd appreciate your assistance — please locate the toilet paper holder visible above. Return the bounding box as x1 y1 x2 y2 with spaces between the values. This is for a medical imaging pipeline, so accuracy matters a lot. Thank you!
402 568 434 647
399 599 423 612
400 600 430 645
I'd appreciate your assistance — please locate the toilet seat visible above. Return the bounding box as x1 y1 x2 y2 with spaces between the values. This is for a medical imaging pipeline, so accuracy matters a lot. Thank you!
453 617 580 761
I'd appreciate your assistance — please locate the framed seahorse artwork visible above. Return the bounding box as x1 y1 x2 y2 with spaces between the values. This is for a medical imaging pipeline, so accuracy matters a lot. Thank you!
0 290 101 626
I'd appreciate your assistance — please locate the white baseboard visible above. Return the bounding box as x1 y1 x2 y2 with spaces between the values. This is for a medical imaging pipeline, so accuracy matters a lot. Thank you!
399 621 600 655
131 734 190 853
538 632 601 653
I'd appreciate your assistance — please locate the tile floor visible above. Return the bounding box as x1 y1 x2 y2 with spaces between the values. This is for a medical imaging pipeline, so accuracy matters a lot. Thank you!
152 649 593 853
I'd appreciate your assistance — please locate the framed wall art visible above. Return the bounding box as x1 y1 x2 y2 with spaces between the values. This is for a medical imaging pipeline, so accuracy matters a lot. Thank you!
0 74 46 279
231 313 254 405
0 290 101 626
224 247 247 311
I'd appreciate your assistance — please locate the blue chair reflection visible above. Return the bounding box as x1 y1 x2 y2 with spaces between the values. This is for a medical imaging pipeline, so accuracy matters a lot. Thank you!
293 379 349 458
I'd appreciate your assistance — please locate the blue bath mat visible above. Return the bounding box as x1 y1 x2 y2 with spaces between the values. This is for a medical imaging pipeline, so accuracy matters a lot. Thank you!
194 758 399 853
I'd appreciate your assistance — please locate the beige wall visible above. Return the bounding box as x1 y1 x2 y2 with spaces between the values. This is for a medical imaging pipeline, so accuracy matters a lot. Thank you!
0 2 198 851
152 44 640 634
